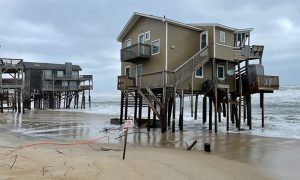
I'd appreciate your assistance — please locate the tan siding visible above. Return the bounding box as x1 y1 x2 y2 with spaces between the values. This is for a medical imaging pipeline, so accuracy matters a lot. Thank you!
121 17 166 76
198 26 214 59
167 24 200 71
215 27 234 60
178 62 213 91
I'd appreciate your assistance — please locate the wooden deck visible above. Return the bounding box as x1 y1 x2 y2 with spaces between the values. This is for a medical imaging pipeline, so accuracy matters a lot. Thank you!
121 43 151 62
234 45 264 60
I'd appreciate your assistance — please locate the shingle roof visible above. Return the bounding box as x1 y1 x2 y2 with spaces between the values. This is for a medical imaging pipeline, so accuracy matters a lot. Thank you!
23 62 82 71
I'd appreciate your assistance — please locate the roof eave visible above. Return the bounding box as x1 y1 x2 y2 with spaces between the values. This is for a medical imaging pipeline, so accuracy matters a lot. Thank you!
117 12 201 42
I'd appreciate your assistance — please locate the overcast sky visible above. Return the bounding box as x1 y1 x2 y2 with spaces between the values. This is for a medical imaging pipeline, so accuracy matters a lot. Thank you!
0 0 299 94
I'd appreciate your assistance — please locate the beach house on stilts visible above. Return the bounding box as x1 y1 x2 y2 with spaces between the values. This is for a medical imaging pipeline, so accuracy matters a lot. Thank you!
117 12 279 133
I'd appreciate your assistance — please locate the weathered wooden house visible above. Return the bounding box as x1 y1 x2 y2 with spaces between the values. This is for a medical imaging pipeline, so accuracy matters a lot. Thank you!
117 12 279 133
0 59 93 112
23 62 93 110
0 58 24 112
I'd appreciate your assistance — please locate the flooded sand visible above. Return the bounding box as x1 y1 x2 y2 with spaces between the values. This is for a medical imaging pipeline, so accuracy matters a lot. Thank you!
0 110 299 179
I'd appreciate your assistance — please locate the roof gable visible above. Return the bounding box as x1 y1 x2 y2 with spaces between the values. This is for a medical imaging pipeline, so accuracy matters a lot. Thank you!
117 12 201 42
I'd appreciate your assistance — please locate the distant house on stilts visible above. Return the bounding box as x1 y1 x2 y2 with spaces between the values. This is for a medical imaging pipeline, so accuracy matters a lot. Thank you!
0 59 93 112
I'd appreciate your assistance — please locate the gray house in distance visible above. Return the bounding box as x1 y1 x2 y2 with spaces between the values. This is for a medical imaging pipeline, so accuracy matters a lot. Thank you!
23 62 93 110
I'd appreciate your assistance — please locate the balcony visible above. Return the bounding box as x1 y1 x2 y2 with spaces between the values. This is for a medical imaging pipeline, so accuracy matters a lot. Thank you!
1 78 23 88
249 75 279 93
121 43 151 62
234 45 264 60
42 75 93 81
117 76 135 90
42 84 93 91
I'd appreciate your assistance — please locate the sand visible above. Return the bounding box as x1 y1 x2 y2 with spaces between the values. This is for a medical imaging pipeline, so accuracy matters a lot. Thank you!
0 110 299 179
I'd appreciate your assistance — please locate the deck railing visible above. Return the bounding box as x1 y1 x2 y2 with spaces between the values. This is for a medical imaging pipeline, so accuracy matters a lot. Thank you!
42 84 93 91
140 71 175 89
42 75 93 81
234 45 264 60
117 76 135 90
121 43 151 62
256 75 279 90
1 79 23 86
174 46 208 86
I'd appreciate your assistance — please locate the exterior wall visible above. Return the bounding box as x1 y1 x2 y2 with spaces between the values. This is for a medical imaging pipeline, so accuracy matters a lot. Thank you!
167 24 200 71
215 27 234 60
121 17 166 77
194 26 214 58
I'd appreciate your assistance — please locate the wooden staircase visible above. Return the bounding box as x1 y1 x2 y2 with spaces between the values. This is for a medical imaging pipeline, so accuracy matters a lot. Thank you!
174 46 209 86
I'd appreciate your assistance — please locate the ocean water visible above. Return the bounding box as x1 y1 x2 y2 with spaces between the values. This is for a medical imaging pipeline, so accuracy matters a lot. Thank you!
67 86 300 140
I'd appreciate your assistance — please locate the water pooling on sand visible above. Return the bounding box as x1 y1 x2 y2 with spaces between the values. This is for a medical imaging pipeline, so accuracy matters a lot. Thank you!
86 85 300 140
0 85 299 141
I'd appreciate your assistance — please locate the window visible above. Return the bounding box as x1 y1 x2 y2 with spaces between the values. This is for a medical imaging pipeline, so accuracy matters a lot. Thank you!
151 39 160 55
62 81 68 87
57 71 64 77
69 81 77 88
217 65 225 80
145 31 150 41
72 71 79 78
125 66 131 76
43 70 52 78
200 31 208 50
125 39 131 47
220 31 225 43
195 66 204 78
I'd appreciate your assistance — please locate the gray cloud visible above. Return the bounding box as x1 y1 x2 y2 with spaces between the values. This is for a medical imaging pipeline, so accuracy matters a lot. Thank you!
0 0 299 95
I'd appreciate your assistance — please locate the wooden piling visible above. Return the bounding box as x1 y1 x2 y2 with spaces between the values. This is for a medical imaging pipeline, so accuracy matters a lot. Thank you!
246 94 252 130
124 90 128 121
179 90 184 132
209 98 212 131
222 102 226 117
147 106 151 131
17 90 21 113
194 95 198 120
0 94 3 113
153 101 157 128
134 90 138 120
214 86 218 132
120 92 124 124
138 94 142 127
260 92 264 128
167 95 173 127
172 88 176 133
203 95 207 123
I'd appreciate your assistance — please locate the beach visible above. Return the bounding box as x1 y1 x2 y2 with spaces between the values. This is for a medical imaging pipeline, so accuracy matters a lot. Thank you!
0 110 299 179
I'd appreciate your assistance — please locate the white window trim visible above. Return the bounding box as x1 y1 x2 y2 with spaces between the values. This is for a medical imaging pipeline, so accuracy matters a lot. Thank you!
145 31 150 41
217 65 225 80
151 39 160 55
125 39 131 47
125 66 131 76
138 33 144 43
200 31 208 50
195 66 204 78
220 31 225 43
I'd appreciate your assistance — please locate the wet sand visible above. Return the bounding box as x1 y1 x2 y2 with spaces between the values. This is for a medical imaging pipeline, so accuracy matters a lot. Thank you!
0 110 299 179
